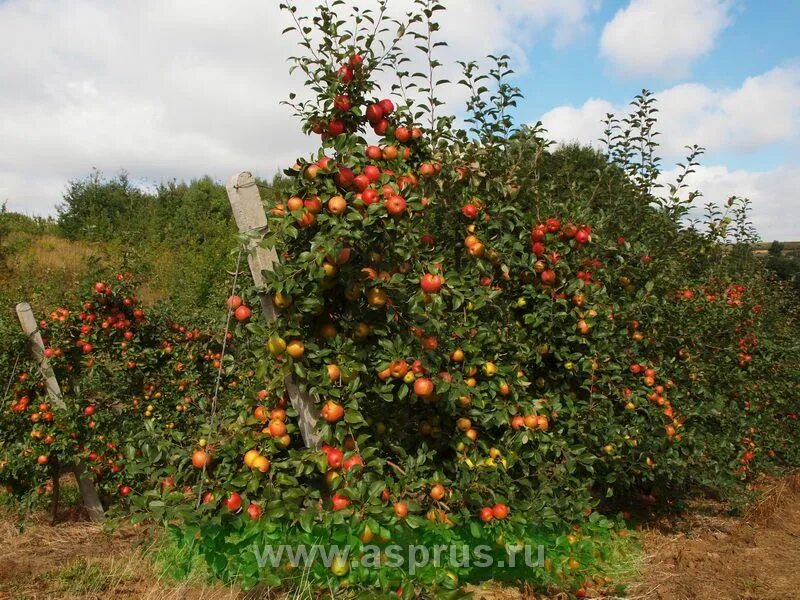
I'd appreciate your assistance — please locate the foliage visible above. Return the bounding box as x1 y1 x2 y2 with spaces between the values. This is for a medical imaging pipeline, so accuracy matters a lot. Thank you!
1 1 799 598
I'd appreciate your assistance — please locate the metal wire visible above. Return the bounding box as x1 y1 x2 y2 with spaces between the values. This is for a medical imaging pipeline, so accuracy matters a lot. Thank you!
195 245 246 508
1 351 22 403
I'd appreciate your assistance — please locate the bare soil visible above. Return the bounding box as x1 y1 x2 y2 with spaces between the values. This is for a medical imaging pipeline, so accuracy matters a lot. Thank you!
629 474 800 600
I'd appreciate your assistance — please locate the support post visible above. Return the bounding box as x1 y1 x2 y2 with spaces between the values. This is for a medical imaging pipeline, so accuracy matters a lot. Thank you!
16 302 105 522
226 172 321 449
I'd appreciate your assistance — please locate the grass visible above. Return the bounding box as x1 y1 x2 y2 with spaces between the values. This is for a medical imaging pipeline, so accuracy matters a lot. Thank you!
0 502 646 600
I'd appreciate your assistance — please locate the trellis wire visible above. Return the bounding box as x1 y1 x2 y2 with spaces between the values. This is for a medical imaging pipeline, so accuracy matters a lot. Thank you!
195 245 245 508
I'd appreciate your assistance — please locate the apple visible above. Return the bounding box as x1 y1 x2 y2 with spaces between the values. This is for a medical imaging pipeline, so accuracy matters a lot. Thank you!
461 204 478 219
394 126 411 143
382 145 398 160
226 492 242 511
479 507 494 523
321 400 345 423
234 305 252 322
353 174 370 192
491 503 509 520
379 98 394 115
342 454 363 471
325 447 344 469
332 493 350 511
373 118 389 135
334 166 355 189
328 119 345 136
393 501 408 519
413 377 434 397
333 94 351 111
540 270 556 285
247 502 262 520
420 273 443 294
191 450 211 469
252 455 270 473
385 195 407 217
363 165 381 182
366 104 384 123
337 64 353 83
430 484 445 501
362 188 379 205
327 195 347 215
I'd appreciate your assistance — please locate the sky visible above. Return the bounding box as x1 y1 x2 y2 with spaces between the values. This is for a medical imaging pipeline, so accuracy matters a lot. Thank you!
0 0 798 240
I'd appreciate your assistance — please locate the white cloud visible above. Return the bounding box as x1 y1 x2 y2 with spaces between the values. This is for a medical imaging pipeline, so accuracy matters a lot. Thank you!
600 0 733 79
658 164 800 241
540 66 800 241
540 65 800 157
0 0 598 217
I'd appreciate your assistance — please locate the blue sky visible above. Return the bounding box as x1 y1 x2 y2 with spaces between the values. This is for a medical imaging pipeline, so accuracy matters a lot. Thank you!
0 0 798 239
516 0 800 173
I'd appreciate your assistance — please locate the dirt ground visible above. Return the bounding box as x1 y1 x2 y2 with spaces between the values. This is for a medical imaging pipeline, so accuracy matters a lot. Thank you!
1 475 799 600
629 474 800 600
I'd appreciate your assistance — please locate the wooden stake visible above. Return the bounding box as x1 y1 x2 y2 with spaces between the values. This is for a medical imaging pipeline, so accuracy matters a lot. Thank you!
16 302 105 522
226 172 320 448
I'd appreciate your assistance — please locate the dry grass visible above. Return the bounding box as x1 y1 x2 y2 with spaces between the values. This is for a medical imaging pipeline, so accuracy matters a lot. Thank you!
743 470 800 524
3 233 101 282
0 508 315 600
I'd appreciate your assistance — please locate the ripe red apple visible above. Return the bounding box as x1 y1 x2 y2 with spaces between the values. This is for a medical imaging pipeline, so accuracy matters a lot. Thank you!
334 94 351 111
365 145 383 160
366 104 384 123
362 188 379 205
491 503 509 519
373 119 389 135
420 273 443 294
540 270 556 285
304 197 322 214
226 295 243 310
342 454 364 471
118 485 132 497
326 447 344 469
353 174 370 192
328 119 345 136
385 195 407 217
413 377 434 397
379 98 395 115
247 502 262 520
461 204 478 220
234 305 252 322
479 507 494 523
363 165 381 182
332 493 351 511
334 166 355 189
337 64 353 83
321 400 345 423
225 492 243 511
394 126 411 143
